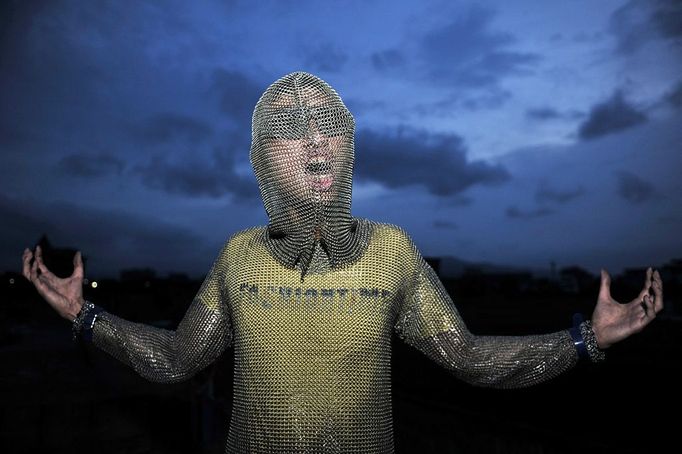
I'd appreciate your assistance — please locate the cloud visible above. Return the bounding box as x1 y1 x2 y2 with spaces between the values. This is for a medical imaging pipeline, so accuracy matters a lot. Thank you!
535 182 584 204
651 1 682 39
610 0 682 54
131 113 213 144
578 91 647 140
0 194 212 277
370 49 406 72
355 127 510 197
666 80 682 109
57 153 125 177
134 148 258 199
368 6 539 90
211 69 264 127
505 206 553 219
526 106 580 121
417 6 540 87
526 107 583 122
616 170 655 204
526 107 561 121
302 43 349 73
416 87 512 115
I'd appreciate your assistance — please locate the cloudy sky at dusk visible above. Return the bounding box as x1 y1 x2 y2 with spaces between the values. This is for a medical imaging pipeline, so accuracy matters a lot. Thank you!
1 0 681 278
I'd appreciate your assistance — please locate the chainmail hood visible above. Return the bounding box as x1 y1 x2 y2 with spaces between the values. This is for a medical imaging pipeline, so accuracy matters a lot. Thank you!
250 72 368 279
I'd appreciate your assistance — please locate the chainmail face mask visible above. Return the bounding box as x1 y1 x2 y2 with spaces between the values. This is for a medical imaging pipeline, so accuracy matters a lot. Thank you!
250 72 366 280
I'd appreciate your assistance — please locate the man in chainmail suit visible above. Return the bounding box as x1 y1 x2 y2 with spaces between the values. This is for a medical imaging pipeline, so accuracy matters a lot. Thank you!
23 72 664 453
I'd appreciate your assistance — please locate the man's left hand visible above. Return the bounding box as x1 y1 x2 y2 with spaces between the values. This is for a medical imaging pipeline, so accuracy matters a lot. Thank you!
591 267 663 349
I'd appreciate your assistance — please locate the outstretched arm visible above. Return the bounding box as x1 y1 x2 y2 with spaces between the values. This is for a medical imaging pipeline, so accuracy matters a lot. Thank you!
394 234 663 389
22 243 233 384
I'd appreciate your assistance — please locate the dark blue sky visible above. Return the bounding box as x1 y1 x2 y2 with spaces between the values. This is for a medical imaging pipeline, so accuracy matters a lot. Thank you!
1 0 681 278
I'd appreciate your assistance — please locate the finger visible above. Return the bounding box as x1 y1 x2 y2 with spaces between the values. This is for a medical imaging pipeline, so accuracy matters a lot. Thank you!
34 245 56 278
641 294 655 319
71 251 84 279
30 255 40 283
34 245 58 280
599 269 612 301
652 270 664 314
22 248 33 280
637 267 653 300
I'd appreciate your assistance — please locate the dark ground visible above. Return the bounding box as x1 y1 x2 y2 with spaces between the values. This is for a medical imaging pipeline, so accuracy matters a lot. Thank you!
1 267 680 454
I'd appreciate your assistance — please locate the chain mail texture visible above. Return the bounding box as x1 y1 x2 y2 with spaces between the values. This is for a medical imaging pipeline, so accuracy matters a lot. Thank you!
90 72 580 453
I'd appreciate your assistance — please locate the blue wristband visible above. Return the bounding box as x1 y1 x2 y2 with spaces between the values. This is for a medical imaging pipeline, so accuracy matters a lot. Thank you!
72 301 104 343
569 313 589 361
82 304 104 343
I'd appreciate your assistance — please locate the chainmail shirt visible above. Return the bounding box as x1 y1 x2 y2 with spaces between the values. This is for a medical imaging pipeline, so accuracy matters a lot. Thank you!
90 72 579 453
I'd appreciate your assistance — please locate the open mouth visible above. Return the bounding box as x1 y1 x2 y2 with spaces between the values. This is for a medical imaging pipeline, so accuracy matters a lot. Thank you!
305 156 333 191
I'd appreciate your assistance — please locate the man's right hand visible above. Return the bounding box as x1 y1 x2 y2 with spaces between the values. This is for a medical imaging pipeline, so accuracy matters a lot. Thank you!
22 246 85 321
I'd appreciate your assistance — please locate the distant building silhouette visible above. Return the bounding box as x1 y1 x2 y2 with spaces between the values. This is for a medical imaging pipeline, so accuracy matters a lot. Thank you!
559 266 595 294
661 259 682 285
120 268 157 283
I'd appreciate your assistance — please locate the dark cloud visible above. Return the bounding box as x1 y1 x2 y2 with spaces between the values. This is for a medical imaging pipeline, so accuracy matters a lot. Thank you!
57 153 125 178
505 206 553 219
650 0 682 39
415 87 511 116
666 80 682 109
526 107 583 122
134 148 257 199
578 91 647 140
355 127 510 196
370 49 406 72
460 88 512 111
535 182 584 204
131 113 213 144
303 44 349 73
611 0 682 54
433 219 458 229
212 69 264 127
526 107 561 121
0 1 115 153
616 170 655 204
0 194 211 277
418 6 540 87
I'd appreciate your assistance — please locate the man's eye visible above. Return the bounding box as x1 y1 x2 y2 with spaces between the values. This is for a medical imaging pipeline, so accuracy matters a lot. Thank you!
317 115 352 137
271 112 301 125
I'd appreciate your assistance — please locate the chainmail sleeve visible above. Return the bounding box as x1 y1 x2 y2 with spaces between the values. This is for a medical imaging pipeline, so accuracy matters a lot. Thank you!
394 231 578 389
90 241 233 384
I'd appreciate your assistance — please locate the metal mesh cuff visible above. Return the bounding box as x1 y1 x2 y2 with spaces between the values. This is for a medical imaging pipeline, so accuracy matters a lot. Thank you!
580 320 606 363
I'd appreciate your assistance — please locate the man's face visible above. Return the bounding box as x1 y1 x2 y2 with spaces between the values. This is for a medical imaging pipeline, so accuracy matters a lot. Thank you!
257 87 354 205
266 123 348 201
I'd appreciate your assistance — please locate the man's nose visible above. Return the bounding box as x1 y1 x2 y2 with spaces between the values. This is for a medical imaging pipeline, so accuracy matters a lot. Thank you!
306 118 326 147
